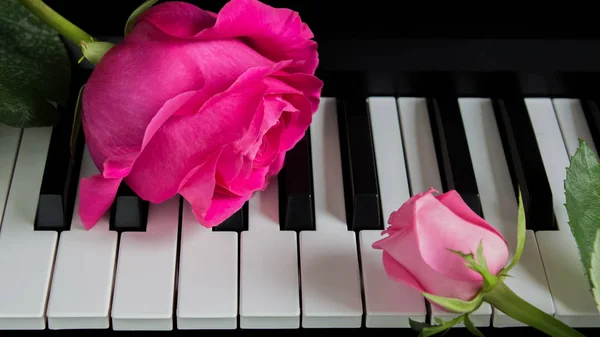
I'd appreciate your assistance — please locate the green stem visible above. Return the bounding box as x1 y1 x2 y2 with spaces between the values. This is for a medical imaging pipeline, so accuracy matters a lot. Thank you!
484 281 584 337
18 0 93 45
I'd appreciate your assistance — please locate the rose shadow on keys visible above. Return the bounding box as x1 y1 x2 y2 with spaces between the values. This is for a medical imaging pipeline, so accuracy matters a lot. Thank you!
260 177 279 224
322 124 347 224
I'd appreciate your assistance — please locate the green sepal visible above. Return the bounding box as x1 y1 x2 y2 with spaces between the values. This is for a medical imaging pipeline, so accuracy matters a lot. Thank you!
124 0 159 35
409 316 465 337
464 315 485 337
423 291 483 314
449 242 498 292
80 40 114 65
501 188 527 275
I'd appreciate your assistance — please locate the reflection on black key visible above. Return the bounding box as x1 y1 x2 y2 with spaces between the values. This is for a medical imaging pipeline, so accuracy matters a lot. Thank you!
492 97 556 231
213 202 248 232
109 183 149 232
337 97 382 231
581 99 600 150
427 96 482 217
278 131 315 231
35 113 85 232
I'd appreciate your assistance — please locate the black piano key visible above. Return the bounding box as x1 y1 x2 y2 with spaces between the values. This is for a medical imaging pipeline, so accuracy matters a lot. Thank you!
35 113 85 232
278 131 315 231
213 202 248 232
336 97 383 231
492 97 556 231
581 99 600 150
427 96 482 217
109 183 149 232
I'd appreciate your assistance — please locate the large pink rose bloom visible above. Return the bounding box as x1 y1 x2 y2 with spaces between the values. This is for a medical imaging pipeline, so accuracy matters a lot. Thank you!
78 0 323 229
372 188 510 305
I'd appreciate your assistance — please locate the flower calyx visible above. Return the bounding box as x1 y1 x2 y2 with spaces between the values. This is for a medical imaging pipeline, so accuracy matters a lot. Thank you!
410 189 528 337
79 38 115 65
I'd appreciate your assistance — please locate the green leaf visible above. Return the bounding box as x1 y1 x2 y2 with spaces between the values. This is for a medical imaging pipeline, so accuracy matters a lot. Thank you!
0 0 71 127
70 84 84 157
81 41 115 65
590 229 600 312
124 0 159 36
423 291 483 313
564 139 600 289
503 188 527 273
464 315 485 337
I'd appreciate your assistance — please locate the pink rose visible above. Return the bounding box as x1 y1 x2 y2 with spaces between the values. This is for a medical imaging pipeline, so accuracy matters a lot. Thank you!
78 0 323 229
372 188 510 306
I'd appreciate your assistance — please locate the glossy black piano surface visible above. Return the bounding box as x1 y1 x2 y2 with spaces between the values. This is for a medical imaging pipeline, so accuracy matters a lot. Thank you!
2 0 600 335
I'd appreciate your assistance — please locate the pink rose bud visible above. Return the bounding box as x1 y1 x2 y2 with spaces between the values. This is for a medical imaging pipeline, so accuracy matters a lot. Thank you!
372 188 510 308
77 0 323 229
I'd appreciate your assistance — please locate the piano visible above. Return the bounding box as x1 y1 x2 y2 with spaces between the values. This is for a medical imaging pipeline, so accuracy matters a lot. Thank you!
2 0 600 335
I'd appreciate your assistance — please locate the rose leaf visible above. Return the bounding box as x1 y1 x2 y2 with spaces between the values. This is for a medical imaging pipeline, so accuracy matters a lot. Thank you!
564 139 600 300
0 0 71 128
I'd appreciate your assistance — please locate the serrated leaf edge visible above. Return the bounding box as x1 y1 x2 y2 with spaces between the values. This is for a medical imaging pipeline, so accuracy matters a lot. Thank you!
590 229 600 312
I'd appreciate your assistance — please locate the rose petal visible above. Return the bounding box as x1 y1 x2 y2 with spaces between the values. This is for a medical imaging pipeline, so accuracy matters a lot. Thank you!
267 152 286 176
137 0 318 74
133 1 216 39
79 90 199 229
435 190 506 240
373 226 483 301
83 41 205 164
271 72 323 112
128 65 271 203
178 152 221 224
381 251 426 293
225 165 270 196
202 192 252 227
127 62 293 229
78 175 123 229
414 193 510 281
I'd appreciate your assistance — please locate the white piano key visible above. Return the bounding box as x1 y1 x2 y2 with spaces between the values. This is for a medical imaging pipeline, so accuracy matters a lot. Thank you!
0 127 57 330
358 97 426 328
397 98 443 194
552 98 598 158
111 197 179 330
525 99 573 234
366 98 411 229
525 98 600 326
457 98 555 327
300 97 363 328
0 125 21 223
397 97 492 327
177 201 238 329
240 180 300 328
46 147 118 329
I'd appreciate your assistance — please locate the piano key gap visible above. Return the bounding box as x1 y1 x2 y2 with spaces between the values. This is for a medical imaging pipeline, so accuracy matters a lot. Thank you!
394 97 416 200
491 97 558 231
0 129 22 232
172 196 184 331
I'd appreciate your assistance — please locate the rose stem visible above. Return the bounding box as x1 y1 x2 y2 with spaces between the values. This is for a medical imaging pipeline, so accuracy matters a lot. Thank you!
484 281 585 337
18 0 94 46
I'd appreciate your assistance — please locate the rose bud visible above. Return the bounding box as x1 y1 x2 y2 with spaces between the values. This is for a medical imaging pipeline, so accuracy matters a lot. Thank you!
77 0 323 229
372 188 510 306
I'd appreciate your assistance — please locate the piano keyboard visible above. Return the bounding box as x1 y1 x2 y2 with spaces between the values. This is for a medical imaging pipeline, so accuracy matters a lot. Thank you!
0 95 599 333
